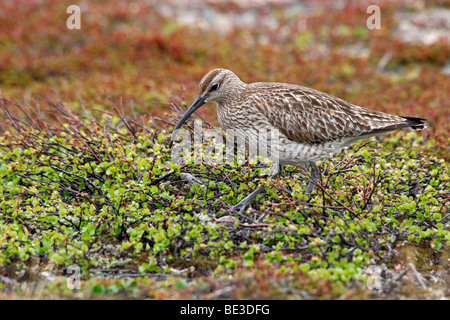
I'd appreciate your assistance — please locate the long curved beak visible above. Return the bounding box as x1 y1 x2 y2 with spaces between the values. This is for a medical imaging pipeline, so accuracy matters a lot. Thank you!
169 95 207 147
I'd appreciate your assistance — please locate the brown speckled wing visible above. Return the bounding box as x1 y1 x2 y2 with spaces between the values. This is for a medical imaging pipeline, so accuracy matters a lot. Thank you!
249 83 410 145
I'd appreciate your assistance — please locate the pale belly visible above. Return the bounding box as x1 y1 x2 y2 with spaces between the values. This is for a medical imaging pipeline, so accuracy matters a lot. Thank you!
269 137 334 165
232 130 340 166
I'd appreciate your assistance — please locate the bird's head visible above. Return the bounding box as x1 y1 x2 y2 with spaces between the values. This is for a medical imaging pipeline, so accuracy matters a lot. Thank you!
169 68 244 147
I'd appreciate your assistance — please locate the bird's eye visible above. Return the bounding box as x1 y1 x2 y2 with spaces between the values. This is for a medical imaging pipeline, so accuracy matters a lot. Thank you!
211 83 219 91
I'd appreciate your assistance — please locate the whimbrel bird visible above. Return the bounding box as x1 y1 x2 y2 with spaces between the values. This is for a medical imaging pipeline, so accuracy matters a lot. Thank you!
170 69 427 213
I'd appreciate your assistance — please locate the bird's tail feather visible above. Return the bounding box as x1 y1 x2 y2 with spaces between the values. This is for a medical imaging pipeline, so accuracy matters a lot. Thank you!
367 116 428 135
402 117 428 131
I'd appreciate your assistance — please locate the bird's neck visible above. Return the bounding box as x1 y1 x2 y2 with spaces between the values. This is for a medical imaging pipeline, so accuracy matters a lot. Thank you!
217 81 248 106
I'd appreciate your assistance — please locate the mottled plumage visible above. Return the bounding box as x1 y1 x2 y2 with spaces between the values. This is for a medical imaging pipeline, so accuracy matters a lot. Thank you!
170 68 427 212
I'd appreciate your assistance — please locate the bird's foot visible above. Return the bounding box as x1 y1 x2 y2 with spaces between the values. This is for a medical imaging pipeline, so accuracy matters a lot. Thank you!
227 186 265 214
228 199 253 214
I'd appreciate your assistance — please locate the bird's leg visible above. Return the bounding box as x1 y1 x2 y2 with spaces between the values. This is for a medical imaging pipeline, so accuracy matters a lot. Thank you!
230 165 282 214
306 162 321 193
